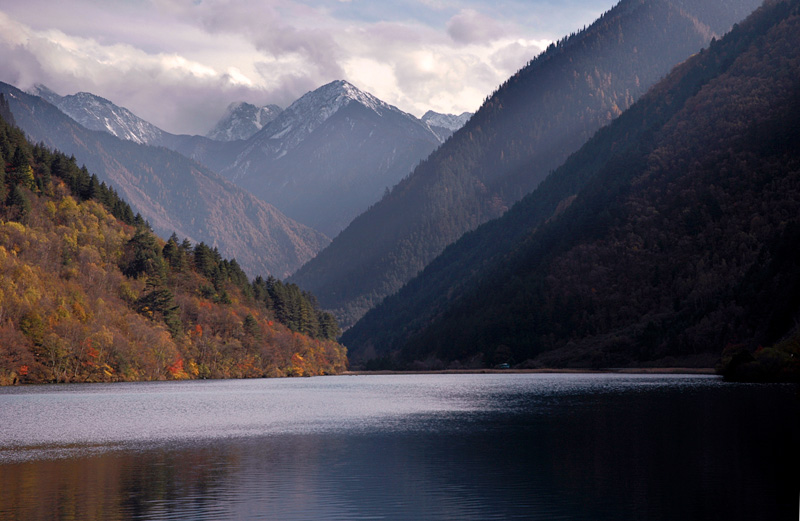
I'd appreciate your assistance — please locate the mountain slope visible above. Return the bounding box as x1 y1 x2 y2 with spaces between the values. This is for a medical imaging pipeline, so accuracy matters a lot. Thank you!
1 82 329 278
0 110 346 385
291 0 762 328
343 0 800 374
29 86 166 145
35 81 449 238
29 85 246 176
225 80 443 237
206 102 283 142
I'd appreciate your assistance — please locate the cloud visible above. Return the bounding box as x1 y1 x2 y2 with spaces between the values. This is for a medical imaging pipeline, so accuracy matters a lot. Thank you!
446 9 507 44
0 9 302 134
490 38 553 72
0 1 610 134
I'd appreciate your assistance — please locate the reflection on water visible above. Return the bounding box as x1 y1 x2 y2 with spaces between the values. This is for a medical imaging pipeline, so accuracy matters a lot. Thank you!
0 374 797 520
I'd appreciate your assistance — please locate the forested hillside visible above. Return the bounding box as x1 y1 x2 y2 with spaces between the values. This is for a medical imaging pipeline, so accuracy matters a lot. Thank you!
0 107 345 385
343 0 800 381
0 83 329 279
291 0 761 328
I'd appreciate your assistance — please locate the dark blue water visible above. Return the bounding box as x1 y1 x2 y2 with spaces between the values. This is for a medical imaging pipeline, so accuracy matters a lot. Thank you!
0 374 797 520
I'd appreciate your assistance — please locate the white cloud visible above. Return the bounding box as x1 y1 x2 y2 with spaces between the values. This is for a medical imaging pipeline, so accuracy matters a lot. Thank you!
0 1 611 134
446 8 507 44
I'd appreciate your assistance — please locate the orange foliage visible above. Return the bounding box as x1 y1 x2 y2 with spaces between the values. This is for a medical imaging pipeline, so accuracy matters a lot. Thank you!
0 137 348 385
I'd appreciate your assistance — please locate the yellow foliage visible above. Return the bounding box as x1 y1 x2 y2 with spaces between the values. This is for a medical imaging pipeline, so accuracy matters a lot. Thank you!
90 327 114 350
118 281 138 303
2 222 25 234
71 301 88 323
57 196 79 216
0 151 349 385
45 201 57 219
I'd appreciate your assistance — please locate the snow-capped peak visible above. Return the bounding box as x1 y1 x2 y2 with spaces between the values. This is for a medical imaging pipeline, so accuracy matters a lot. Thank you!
206 101 283 141
257 80 412 153
422 110 473 132
28 84 63 105
421 110 473 142
272 80 390 134
31 87 165 145
225 79 436 180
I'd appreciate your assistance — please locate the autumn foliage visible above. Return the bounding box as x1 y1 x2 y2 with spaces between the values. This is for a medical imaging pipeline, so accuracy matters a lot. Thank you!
0 101 347 385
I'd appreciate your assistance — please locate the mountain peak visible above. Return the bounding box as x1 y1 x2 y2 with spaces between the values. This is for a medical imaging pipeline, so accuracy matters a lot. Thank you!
422 110 473 141
29 88 165 145
249 80 411 158
28 84 63 105
291 80 391 119
207 101 283 141
422 110 472 128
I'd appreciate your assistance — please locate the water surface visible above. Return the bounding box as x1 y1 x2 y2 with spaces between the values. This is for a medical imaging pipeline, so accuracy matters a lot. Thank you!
0 374 797 520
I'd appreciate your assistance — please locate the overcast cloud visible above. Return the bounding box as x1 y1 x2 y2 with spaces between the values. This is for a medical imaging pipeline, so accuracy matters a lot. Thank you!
0 0 614 135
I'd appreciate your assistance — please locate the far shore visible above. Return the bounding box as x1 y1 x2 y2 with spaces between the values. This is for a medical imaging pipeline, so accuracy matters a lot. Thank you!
342 368 717 376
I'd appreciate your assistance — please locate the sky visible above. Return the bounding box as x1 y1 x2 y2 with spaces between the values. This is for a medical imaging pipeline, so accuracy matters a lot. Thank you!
0 0 615 135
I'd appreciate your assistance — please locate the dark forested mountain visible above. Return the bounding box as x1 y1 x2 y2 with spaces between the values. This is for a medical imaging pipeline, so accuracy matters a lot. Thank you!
290 0 762 328
206 102 283 142
224 80 444 237
343 0 800 379
0 109 345 385
0 83 329 278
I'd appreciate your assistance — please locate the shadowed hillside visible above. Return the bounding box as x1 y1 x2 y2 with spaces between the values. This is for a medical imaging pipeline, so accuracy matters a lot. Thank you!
291 0 762 328
343 0 800 382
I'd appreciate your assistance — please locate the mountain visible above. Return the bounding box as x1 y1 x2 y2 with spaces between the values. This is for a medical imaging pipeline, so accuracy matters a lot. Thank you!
222 80 444 237
342 0 800 379
290 0 762 328
29 85 166 145
35 81 448 238
1 82 329 278
206 102 283 142
27 84 242 173
421 111 473 142
0 109 346 385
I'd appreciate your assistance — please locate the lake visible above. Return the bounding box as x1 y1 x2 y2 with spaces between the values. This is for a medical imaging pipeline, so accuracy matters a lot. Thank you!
0 374 797 520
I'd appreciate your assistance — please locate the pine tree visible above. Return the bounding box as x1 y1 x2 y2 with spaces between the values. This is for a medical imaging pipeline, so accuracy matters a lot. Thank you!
7 185 31 219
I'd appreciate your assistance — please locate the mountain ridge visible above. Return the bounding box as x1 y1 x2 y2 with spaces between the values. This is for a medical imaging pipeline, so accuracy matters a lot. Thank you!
225 80 446 237
1 82 329 278
206 101 283 142
422 110 473 142
29 85 166 145
30 80 465 238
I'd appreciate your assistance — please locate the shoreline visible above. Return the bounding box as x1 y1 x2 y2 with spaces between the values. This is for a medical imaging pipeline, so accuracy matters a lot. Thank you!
2 368 719 386
342 367 718 376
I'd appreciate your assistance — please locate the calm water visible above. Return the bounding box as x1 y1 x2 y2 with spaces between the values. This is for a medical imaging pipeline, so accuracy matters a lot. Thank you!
0 374 797 521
